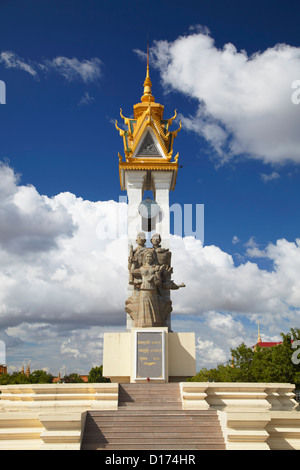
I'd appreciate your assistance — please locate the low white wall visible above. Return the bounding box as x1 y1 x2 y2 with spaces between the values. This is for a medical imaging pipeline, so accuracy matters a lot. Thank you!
1 381 300 450
0 383 119 450
180 382 300 450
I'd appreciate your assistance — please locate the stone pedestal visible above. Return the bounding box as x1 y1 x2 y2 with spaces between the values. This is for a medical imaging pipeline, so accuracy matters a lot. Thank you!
103 328 196 383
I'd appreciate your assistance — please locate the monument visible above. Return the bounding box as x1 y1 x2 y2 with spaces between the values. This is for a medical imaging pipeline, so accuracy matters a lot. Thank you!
126 232 185 329
103 50 196 383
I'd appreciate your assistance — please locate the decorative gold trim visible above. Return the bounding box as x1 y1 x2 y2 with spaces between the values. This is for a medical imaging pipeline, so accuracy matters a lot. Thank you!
119 161 178 171
129 118 169 159
119 108 130 126
115 120 125 136
167 109 177 125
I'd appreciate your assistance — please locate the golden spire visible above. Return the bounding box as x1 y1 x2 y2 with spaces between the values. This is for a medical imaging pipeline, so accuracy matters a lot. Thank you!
257 320 262 343
117 44 181 191
141 42 155 103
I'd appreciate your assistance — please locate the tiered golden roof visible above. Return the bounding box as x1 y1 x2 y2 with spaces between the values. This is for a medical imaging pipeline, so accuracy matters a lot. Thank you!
116 48 181 190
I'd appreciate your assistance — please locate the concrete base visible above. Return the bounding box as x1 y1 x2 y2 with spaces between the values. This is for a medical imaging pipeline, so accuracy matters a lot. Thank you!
103 328 196 383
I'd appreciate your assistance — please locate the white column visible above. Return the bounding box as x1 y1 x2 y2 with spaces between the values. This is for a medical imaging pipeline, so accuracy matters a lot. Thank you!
152 171 173 249
125 170 147 247
125 170 147 330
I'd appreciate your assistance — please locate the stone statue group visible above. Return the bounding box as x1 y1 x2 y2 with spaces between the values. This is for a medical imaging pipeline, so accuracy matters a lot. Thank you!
125 232 185 329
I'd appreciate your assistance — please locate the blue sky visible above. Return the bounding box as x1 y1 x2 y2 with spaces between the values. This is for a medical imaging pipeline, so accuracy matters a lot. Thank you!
0 0 300 375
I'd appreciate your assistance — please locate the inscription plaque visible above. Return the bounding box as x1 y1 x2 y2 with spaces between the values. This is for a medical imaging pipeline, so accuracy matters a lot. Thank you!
135 330 165 380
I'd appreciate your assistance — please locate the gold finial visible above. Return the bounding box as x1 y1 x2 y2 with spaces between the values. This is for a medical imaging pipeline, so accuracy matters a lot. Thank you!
115 120 125 136
146 40 149 75
120 108 130 125
141 42 155 103
168 109 177 125
257 320 262 343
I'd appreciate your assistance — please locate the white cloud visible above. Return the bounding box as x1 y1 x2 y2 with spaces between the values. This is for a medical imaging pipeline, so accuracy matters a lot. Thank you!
196 339 227 366
44 56 102 82
0 163 75 254
170 235 300 322
60 338 81 359
193 312 248 368
260 171 280 182
0 163 128 333
0 51 38 77
150 31 300 165
244 236 266 258
0 50 102 83
78 91 94 106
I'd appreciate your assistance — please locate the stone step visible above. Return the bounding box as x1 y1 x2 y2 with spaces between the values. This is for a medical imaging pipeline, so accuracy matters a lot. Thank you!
118 390 180 401
118 386 180 392
118 403 182 410
88 409 217 416
82 415 225 449
118 395 182 401
119 387 180 391
84 427 222 435
87 419 220 427
119 383 180 388
81 383 226 450
88 418 220 426
83 416 222 429
118 394 181 401
82 443 226 450
118 383 182 409
118 396 181 403
84 439 225 447
83 433 224 442
85 411 220 421
82 430 225 441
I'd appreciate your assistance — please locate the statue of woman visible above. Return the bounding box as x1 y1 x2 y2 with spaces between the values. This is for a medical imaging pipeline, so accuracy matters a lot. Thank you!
128 231 147 285
150 233 171 267
129 250 165 327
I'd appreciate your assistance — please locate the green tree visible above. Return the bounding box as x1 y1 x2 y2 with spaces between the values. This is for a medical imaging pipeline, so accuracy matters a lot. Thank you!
64 373 84 383
188 363 234 382
0 373 11 385
9 372 31 384
88 365 110 383
29 370 54 384
248 330 300 386
189 328 300 388
230 342 255 382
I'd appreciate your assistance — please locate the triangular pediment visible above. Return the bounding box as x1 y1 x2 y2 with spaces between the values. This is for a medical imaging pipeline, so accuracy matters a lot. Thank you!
133 129 165 159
